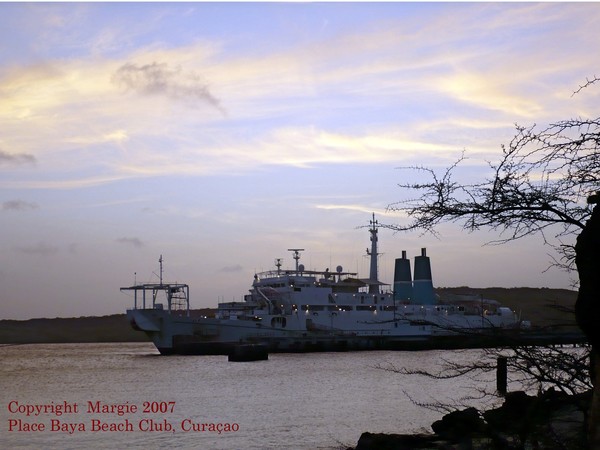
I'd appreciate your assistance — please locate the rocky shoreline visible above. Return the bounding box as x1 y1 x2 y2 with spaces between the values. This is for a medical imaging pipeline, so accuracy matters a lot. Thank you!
348 389 589 450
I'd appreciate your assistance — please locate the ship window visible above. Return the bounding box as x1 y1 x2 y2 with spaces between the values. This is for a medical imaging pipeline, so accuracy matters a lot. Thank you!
338 305 353 311
311 305 325 311
301 305 309 311
271 317 287 328
356 305 376 311
383 305 395 311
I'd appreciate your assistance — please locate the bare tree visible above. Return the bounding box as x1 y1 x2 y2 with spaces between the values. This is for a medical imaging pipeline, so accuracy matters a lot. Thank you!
387 118 600 273
377 340 591 449
384 80 600 447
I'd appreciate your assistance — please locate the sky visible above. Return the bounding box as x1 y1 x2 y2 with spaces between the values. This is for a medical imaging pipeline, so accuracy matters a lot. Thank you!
1 2 599 320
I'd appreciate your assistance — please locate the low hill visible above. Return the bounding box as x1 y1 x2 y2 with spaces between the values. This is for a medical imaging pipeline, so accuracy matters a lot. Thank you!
0 314 147 344
0 308 216 345
435 287 578 330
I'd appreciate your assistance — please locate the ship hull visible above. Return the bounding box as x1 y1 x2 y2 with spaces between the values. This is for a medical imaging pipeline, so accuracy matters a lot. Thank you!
127 308 522 355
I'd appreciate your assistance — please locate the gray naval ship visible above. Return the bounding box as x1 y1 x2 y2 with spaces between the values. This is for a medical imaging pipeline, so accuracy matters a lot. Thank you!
122 215 522 355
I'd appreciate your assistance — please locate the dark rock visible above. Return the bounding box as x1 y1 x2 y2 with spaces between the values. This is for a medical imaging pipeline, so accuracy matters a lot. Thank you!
483 391 536 432
355 432 447 450
351 390 590 450
431 407 485 441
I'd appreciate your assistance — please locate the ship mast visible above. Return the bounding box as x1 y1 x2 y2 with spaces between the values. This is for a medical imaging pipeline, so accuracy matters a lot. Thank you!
159 254 163 286
287 248 304 273
367 213 379 294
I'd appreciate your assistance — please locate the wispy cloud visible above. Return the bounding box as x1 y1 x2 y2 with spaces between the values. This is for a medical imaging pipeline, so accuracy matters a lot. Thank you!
116 237 144 248
436 71 544 118
112 61 225 114
2 200 38 211
314 204 407 219
0 3 598 192
14 242 59 256
0 149 36 165
66 129 129 146
315 204 385 215
0 174 133 190
110 126 464 178
219 264 243 273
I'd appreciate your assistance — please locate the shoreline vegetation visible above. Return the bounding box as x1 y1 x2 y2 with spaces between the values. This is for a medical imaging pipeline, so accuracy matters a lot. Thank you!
0 287 578 345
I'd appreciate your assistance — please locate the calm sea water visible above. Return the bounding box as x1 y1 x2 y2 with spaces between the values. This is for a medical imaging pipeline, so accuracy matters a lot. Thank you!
0 343 499 449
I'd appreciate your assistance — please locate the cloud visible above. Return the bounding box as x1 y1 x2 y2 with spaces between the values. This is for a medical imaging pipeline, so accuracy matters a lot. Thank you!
269 128 460 165
2 200 38 211
314 204 410 221
14 242 59 256
0 149 36 166
1 3 599 193
66 129 129 146
436 71 544 118
112 62 225 114
315 204 388 215
116 237 144 248
0 174 132 190
219 264 243 273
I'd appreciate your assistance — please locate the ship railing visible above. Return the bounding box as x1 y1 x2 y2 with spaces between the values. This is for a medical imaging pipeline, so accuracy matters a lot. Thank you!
120 282 190 317
255 269 358 280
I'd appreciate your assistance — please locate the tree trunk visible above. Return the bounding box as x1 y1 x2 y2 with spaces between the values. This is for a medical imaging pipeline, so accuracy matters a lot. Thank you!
590 350 600 448
575 201 600 447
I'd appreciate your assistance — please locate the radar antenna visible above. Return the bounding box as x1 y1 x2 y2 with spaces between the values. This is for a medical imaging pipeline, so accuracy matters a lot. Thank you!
287 248 305 272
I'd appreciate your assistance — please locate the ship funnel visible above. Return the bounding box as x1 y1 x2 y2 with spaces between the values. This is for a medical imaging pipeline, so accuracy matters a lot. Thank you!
413 247 435 304
393 251 412 302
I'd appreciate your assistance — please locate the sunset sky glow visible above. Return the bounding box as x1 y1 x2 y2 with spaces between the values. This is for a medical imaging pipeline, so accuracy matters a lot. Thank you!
2 2 600 319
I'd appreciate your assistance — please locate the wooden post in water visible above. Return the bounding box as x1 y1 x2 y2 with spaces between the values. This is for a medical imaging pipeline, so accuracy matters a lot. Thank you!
497 356 507 396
